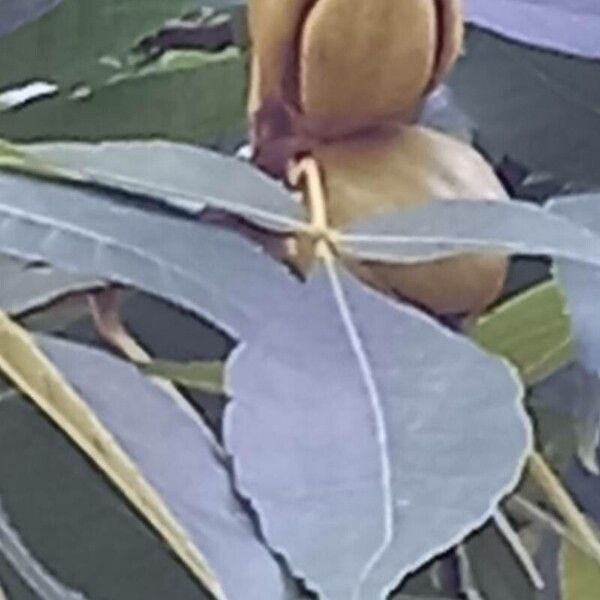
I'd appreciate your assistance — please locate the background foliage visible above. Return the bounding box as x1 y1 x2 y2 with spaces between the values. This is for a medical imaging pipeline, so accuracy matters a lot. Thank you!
0 1 599 599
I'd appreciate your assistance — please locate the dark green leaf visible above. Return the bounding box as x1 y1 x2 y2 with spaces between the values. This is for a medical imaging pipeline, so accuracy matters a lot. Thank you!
142 359 224 394
0 0 202 89
0 49 246 146
0 496 86 599
472 280 571 385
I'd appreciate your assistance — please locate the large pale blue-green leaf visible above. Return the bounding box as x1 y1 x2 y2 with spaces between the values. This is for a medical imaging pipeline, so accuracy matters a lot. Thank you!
341 198 600 267
0 256 100 315
0 172 299 339
0 0 63 37
37 335 293 600
22 140 304 230
224 265 530 600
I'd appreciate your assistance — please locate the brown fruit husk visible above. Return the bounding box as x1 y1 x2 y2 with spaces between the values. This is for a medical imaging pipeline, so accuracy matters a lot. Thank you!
298 0 437 137
310 125 508 318
248 0 465 143
248 0 506 320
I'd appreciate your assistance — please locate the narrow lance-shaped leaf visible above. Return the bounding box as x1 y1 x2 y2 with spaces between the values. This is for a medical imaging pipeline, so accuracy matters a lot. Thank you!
467 0 600 59
340 197 600 268
36 335 295 600
0 312 295 599
0 172 301 339
15 141 305 231
0 256 101 316
224 264 530 600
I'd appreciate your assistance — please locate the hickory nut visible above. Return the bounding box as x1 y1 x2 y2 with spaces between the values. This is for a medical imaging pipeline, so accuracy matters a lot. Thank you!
248 0 464 144
247 0 508 321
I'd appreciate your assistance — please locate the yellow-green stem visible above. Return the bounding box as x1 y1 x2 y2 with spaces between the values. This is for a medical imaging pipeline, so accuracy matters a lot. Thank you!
528 452 600 565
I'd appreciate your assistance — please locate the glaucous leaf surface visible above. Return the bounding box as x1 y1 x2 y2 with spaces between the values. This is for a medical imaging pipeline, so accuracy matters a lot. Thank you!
0 257 100 315
224 265 530 600
23 140 304 229
0 172 299 339
448 29 600 187
0 0 62 37
341 198 600 267
37 335 293 600
467 0 600 59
